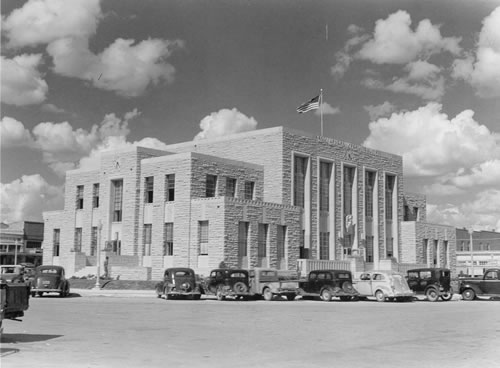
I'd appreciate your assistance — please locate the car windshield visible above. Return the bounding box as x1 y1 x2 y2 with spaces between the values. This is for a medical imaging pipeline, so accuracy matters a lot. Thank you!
174 271 189 277
230 272 246 278
40 269 59 274
1 267 20 274
336 273 350 279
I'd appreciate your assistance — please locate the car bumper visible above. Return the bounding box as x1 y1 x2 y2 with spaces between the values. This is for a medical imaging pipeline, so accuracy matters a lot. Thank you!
31 288 62 293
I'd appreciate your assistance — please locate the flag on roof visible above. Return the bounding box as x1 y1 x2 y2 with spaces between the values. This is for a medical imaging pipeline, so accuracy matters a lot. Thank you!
296 95 320 113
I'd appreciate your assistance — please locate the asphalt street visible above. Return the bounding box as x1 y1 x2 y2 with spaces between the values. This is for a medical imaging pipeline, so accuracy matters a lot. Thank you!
1 292 499 368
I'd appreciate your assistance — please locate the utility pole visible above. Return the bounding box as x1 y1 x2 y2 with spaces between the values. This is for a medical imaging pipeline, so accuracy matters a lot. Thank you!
94 220 103 289
468 227 474 277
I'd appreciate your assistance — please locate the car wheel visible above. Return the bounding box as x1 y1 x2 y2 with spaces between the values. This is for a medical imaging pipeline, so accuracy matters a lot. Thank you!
263 288 273 301
233 282 248 294
462 288 476 301
441 288 453 301
286 294 296 301
321 288 332 302
375 290 385 302
426 288 439 302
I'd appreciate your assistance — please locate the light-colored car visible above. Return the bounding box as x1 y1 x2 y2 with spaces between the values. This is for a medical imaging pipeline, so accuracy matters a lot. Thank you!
355 271 414 302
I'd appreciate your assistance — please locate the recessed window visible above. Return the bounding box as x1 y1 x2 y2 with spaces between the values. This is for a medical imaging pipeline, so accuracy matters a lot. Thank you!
165 174 175 202
144 176 154 203
244 181 255 200
226 177 236 197
206 175 217 197
93 184 100 208
164 223 173 256
199 221 209 255
76 185 84 210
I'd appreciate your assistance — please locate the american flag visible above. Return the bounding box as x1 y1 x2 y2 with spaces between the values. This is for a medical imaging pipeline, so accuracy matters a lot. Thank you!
296 95 320 113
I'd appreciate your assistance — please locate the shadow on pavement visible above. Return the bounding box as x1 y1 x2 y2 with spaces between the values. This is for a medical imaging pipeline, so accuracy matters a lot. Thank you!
31 293 81 298
1 333 62 344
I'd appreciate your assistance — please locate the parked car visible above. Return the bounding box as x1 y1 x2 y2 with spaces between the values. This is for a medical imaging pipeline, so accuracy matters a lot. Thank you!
0 265 25 283
297 269 359 301
459 268 500 301
155 267 203 300
355 271 414 302
249 268 299 301
30 265 70 297
406 268 453 302
206 269 253 301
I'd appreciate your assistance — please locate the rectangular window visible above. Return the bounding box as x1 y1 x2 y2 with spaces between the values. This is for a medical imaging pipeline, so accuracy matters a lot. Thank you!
226 178 236 197
112 180 123 222
423 239 428 264
91 226 97 256
319 161 332 212
386 237 393 258
343 166 355 216
93 184 100 208
165 174 175 202
164 223 173 256
144 176 154 203
413 207 419 221
206 175 217 197
74 228 82 252
433 239 438 266
293 156 307 207
385 175 395 220
366 236 374 262
365 171 375 218
199 221 209 255
53 229 60 256
277 225 286 260
238 222 249 257
76 185 84 210
258 224 268 257
244 181 254 200
143 224 152 256
319 232 329 260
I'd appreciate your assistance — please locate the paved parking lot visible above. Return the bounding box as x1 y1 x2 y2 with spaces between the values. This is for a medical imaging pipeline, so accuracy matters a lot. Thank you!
1 293 499 368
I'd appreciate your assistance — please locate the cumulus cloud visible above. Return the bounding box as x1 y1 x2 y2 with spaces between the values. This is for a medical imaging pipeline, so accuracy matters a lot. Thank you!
452 6 500 97
194 108 258 140
2 0 101 48
331 25 370 80
427 190 500 230
363 103 500 176
357 10 461 64
364 101 397 120
1 54 48 106
2 0 184 97
41 103 66 114
0 175 64 223
315 102 340 116
1 110 139 176
47 37 184 97
0 116 34 147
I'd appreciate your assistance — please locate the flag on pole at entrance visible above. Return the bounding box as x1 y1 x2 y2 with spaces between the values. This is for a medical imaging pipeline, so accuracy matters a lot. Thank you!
296 95 320 113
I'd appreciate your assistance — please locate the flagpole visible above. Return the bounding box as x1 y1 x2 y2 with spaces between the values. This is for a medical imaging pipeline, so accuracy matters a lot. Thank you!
320 89 324 136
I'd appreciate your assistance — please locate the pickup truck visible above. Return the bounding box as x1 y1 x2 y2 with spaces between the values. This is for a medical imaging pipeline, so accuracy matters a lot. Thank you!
1 280 30 334
297 269 359 301
249 268 299 301
459 268 500 301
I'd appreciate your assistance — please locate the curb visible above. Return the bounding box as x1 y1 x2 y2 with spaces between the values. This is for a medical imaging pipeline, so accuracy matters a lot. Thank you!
71 288 155 298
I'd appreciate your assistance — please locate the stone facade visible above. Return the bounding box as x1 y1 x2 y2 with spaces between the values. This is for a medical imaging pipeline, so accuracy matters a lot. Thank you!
42 126 446 279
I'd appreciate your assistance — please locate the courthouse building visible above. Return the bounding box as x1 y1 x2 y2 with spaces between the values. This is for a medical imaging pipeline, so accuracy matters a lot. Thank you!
42 126 456 279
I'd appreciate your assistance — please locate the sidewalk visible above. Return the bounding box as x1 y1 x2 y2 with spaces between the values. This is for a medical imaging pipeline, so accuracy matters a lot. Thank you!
71 288 155 298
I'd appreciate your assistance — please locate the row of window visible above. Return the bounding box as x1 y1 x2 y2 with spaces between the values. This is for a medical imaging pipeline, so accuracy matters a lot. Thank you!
293 155 396 220
458 242 492 251
141 222 286 258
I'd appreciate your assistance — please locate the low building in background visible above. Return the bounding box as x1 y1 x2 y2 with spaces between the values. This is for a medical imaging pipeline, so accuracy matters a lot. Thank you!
0 221 44 266
456 228 500 276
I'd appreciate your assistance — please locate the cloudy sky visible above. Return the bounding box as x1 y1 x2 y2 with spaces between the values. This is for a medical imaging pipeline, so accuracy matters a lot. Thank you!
1 0 500 231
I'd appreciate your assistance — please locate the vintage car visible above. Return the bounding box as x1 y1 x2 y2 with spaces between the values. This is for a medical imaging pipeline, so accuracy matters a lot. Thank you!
459 268 500 301
355 271 414 302
249 268 299 301
155 267 203 300
30 265 70 297
406 268 453 302
0 265 26 283
206 269 253 301
1 279 30 334
297 269 359 301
